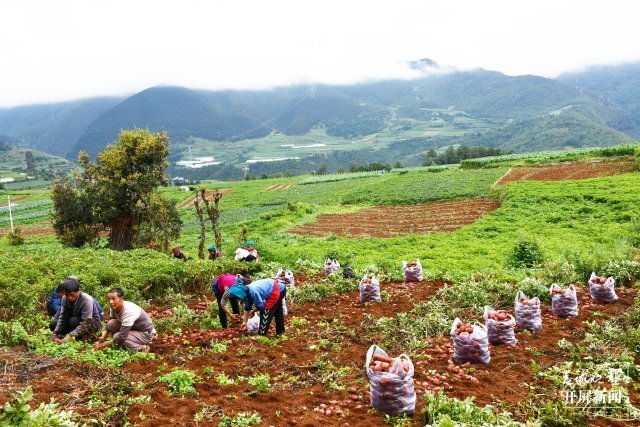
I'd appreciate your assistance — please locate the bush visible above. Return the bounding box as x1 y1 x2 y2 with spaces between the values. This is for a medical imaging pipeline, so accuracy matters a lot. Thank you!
7 228 24 246
422 389 525 426
507 238 544 269
0 387 78 426
158 369 199 396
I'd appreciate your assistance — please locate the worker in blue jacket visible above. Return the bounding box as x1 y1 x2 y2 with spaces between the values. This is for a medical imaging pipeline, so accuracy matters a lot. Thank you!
234 277 286 336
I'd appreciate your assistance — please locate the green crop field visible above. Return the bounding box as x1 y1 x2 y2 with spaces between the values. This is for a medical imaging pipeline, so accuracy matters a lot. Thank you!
1 146 640 426
172 108 495 167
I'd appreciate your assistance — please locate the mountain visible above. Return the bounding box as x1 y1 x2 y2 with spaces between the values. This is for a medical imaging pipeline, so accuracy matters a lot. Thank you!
0 97 124 156
69 85 381 159
1 62 639 180
558 62 640 136
72 69 612 159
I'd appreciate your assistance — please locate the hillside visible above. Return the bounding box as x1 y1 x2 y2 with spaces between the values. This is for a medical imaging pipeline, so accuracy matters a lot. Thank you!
1 149 639 426
0 97 123 156
559 61 640 137
1 63 639 179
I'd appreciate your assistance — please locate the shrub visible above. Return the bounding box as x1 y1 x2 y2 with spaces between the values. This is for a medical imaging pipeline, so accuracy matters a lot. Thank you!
157 369 199 396
218 412 261 427
0 387 78 427
507 238 544 269
422 389 525 426
7 228 24 246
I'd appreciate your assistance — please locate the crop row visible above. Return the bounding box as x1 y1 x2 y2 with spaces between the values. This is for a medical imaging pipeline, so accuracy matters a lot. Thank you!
298 171 381 185
0 209 50 224
460 143 640 169
0 199 51 214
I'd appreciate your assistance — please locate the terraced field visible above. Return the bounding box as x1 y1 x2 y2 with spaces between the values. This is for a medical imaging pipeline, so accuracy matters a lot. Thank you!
292 198 499 238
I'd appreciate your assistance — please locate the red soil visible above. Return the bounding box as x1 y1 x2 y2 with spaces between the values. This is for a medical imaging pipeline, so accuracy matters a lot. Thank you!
265 183 296 192
497 157 638 186
292 198 499 238
1 279 637 426
178 188 233 209
0 221 55 238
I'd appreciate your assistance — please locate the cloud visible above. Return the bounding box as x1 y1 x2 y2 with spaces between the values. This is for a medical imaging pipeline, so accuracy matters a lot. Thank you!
1 0 639 107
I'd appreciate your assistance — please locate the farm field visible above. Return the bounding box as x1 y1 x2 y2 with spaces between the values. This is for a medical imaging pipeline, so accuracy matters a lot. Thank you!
496 156 638 185
1 274 638 426
1 146 640 426
292 198 499 238
173 109 495 167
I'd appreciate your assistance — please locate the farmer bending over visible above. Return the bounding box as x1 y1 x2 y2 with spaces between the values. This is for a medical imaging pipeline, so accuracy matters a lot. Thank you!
172 246 189 261
208 245 222 260
211 273 250 328
239 277 286 336
51 276 102 343
94 288 156 353
235 241 259 262
46 284 64 331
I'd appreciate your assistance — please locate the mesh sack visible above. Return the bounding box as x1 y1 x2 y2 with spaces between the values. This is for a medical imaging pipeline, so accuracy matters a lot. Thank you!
550 284 579 318
483 306 518 345
360 275 381 303
402 259 423 282
365 345 415 416
324 259 341 277
246 313 260 334
514 291 542 332
450 318 490 365
588 272 617 303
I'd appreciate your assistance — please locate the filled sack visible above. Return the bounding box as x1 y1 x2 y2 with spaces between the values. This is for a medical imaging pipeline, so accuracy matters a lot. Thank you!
235 248 250 261
359 275 381 303
483 306 517 345
550 284 579 318
275 268 295 287
365 345 415 416
402 259 423 282
246 313 260 334
514 291 542 332
324 259 341 277
282 298 288 316
450 318 490 365
588 272 617 303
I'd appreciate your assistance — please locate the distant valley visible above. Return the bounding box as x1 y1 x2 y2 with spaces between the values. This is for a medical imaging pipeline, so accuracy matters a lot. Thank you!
0 60 638 180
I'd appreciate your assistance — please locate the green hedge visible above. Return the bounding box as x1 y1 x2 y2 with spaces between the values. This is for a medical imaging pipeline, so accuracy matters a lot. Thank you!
0 245 267 322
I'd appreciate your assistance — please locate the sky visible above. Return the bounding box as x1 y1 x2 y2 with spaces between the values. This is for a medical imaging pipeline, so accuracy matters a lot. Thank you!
1 0 639 108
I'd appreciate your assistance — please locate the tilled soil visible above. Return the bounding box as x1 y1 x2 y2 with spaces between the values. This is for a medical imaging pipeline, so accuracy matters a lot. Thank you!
292 198 500 238
0 280 637 427
0 221 55 238
265 184 296 192
177 188 233 209
497 157 638 186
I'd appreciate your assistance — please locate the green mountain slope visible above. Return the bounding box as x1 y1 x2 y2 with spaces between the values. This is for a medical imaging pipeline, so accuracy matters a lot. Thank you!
558 62 640 136
0 97 123 156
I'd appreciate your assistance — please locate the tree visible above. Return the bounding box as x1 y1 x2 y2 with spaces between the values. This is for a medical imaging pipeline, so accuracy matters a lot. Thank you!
132 192 182 252
423 148 437 166
316 164 328 175
25 151 36 177
51 175 102 247
200 188 223 252
52 128 175 250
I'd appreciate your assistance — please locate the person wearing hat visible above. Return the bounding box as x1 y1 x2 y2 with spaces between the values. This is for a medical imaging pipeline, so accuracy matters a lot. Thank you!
236 241 259 262
51 276 103 343
172 246 189 261
238 277 286 336
212 274 249 328
208 245 221 260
